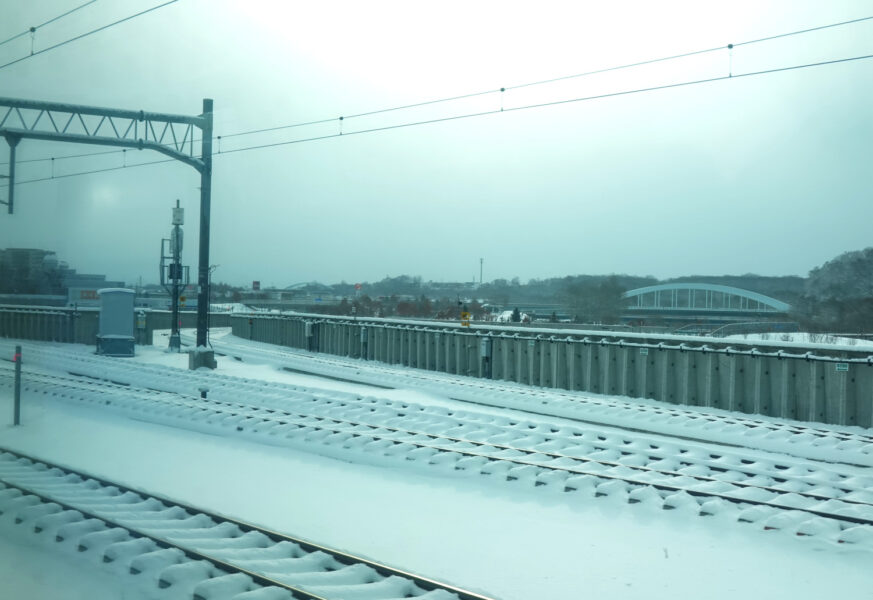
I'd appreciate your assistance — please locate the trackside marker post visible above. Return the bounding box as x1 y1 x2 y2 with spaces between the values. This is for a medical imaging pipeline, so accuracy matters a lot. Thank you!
13 345 21 426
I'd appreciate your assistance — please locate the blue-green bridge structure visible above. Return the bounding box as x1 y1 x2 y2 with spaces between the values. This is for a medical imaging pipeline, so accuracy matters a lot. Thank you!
622 283 793 327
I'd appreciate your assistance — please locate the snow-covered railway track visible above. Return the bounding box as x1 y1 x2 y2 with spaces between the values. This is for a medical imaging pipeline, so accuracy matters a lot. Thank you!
5 363 871 511
198 335 873 463
5 339 873 470
4 366 873 549
0 447 492 600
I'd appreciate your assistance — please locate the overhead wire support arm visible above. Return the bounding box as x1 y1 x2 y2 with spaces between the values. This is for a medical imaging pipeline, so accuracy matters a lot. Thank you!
0 96 205 172
0 95 215 357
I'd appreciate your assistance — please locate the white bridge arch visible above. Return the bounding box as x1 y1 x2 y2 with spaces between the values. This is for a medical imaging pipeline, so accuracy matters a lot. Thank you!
623 283 791 313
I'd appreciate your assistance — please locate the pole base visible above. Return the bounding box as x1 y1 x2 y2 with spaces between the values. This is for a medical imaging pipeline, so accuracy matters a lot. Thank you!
188 348 217 370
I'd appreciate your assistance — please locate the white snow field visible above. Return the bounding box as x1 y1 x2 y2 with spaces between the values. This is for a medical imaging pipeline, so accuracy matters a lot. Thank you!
0 331 872 600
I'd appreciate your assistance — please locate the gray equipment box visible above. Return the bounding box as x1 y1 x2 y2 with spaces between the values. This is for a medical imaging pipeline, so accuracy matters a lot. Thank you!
96 288 135 357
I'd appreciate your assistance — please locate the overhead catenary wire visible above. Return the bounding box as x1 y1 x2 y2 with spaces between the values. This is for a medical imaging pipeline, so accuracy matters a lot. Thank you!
732 14 873 47
0 0 98 48
216 53 873 155
0 0 179 71
1 13 870 169
510 14 873 91
3 51 872 188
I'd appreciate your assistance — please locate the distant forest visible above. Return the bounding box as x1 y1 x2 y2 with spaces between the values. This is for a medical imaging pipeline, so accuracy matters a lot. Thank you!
306 250 869 331
6 246 873 332
315 273 806 305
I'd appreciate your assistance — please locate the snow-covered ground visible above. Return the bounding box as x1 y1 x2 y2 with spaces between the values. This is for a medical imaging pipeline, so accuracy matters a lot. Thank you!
725 332 873 349
1 334 872 599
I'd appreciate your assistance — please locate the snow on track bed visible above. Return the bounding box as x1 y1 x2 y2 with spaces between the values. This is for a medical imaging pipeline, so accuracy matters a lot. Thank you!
193 334 873 466
0 447 491 600
6 337 873 470
2 354 873 551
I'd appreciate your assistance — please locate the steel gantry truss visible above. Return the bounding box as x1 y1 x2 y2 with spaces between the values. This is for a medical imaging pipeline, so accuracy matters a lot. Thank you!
0 96 214 349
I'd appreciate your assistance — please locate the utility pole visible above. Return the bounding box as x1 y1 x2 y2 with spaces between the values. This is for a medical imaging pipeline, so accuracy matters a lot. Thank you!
170 200 183 350
161 200 188 351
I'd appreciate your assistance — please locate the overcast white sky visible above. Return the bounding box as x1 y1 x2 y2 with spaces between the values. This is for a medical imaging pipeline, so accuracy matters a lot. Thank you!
1 0 871 287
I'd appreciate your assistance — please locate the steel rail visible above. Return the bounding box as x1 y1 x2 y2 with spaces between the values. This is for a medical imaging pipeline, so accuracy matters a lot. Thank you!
0 476 331 600
181 395 873 514
0 352 869 488
7 369 871 530
0 447 495 600
4 365 871 500
204 339 873 445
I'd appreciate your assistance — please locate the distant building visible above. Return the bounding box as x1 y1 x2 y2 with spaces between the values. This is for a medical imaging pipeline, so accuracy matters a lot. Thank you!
0 247 124 306
0 248 61 294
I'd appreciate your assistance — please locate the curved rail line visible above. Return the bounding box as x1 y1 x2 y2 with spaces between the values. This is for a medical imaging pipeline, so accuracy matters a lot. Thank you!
5 364 870 503
0 447 493 600
4 341 873 478
4 367 873 542
200 335 873 447
6 338 872 460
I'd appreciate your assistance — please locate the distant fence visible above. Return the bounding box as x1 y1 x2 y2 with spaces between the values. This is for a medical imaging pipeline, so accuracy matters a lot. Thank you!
231 313 873 428
0 305 231 346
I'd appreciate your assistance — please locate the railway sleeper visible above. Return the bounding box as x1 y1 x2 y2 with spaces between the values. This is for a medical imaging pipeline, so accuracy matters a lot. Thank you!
192 572 256 600
662 491 700 511
77 526 131 554
55 517 106 543
129 547 186 575
151 521 240 540
102 537 158 564
119 513 213 530
177 531 272 552
13 500 62 524
209 541 308 563
157 559 218 590
0 491 41 516
33 509 83 534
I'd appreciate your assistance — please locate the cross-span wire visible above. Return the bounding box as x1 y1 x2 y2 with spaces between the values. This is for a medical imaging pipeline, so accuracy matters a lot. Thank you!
3 13 869 168
0 0 99 48
0 0 179 71
3 51 870 188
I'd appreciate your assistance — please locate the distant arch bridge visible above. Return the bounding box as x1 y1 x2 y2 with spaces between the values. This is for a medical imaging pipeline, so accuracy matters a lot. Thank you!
622 283 791 320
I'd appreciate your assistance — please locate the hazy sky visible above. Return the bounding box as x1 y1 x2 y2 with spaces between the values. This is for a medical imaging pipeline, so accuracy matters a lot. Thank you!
1 1 871 288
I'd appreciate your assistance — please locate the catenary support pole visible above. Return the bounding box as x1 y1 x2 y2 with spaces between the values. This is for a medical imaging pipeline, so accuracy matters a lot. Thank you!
196 99 213 348
5 135 19 214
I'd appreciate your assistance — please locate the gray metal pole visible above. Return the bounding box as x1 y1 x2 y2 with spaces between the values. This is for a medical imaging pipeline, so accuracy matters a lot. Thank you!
13 345 21 426
6 136 19 214
196 99 213 348
169 200 182 351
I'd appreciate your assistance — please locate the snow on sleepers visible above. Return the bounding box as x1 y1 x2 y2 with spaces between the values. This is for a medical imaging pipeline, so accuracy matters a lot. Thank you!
0 448 494 600
5 356 870 518
3 346 871 508
178 333 873 466
8 362 869 518
6 337 873 470
4 367 873 551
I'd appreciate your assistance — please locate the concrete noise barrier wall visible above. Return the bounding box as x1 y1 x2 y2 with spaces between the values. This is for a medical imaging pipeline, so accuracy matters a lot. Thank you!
231 313 873 428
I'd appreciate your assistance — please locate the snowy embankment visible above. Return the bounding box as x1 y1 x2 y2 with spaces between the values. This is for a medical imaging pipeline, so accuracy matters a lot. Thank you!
0 335 872 599
194 330 873 467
